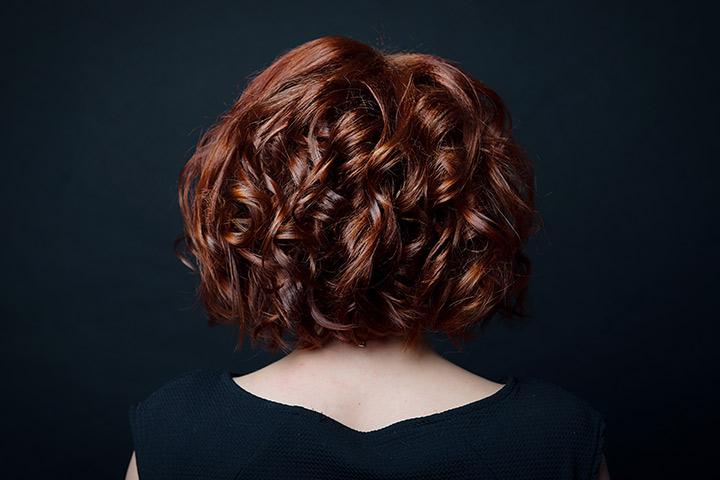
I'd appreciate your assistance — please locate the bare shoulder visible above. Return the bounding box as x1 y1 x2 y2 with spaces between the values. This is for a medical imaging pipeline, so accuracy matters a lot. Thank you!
434 356 507 396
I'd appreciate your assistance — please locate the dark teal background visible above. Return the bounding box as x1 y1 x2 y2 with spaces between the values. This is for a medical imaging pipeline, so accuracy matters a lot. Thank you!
2 0 717 477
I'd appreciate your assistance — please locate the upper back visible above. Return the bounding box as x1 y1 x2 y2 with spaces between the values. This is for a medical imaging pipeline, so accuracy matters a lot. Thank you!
128 369 606 480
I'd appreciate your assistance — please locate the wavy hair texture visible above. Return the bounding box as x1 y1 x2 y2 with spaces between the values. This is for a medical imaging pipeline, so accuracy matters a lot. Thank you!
175 36 542 353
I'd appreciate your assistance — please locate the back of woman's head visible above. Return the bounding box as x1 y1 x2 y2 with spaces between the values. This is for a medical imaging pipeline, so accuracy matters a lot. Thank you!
176 35 541 353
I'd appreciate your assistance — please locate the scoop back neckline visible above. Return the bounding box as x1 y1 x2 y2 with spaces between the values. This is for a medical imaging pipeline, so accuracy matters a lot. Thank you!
221 370 518 437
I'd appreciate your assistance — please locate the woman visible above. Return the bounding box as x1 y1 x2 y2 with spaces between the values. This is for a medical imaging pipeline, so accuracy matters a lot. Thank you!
125 35 609 479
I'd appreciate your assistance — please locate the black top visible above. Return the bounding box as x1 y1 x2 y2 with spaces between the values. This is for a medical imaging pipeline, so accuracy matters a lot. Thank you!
128 369 606 480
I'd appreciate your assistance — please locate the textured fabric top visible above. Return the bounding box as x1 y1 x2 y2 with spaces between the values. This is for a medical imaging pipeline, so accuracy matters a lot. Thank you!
128 369 606 480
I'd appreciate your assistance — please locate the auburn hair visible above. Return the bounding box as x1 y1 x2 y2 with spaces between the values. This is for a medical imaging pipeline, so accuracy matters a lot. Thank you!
175 36 541 353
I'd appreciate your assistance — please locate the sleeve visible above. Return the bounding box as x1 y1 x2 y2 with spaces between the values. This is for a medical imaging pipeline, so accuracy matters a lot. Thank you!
586 411 607 480
128 400 147 477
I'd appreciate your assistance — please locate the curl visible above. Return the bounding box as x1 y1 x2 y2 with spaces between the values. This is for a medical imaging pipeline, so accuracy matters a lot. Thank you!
175 36 542 353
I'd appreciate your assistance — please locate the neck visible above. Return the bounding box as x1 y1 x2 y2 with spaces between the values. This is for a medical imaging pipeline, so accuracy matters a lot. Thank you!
277 335 440 382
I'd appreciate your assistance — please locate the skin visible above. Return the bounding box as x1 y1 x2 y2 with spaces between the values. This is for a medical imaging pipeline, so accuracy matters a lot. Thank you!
125 335 609 479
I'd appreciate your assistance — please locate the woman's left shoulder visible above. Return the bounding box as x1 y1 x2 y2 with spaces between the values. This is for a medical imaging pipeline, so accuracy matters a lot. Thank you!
129 368 226 427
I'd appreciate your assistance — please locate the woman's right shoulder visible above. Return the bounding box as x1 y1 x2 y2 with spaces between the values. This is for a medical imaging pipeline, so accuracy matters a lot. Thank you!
508 376 606 440
514 376 605 420
500 376 607 479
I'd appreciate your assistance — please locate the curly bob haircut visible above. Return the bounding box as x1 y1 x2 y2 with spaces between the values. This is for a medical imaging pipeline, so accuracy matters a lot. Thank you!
176 36 541 353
